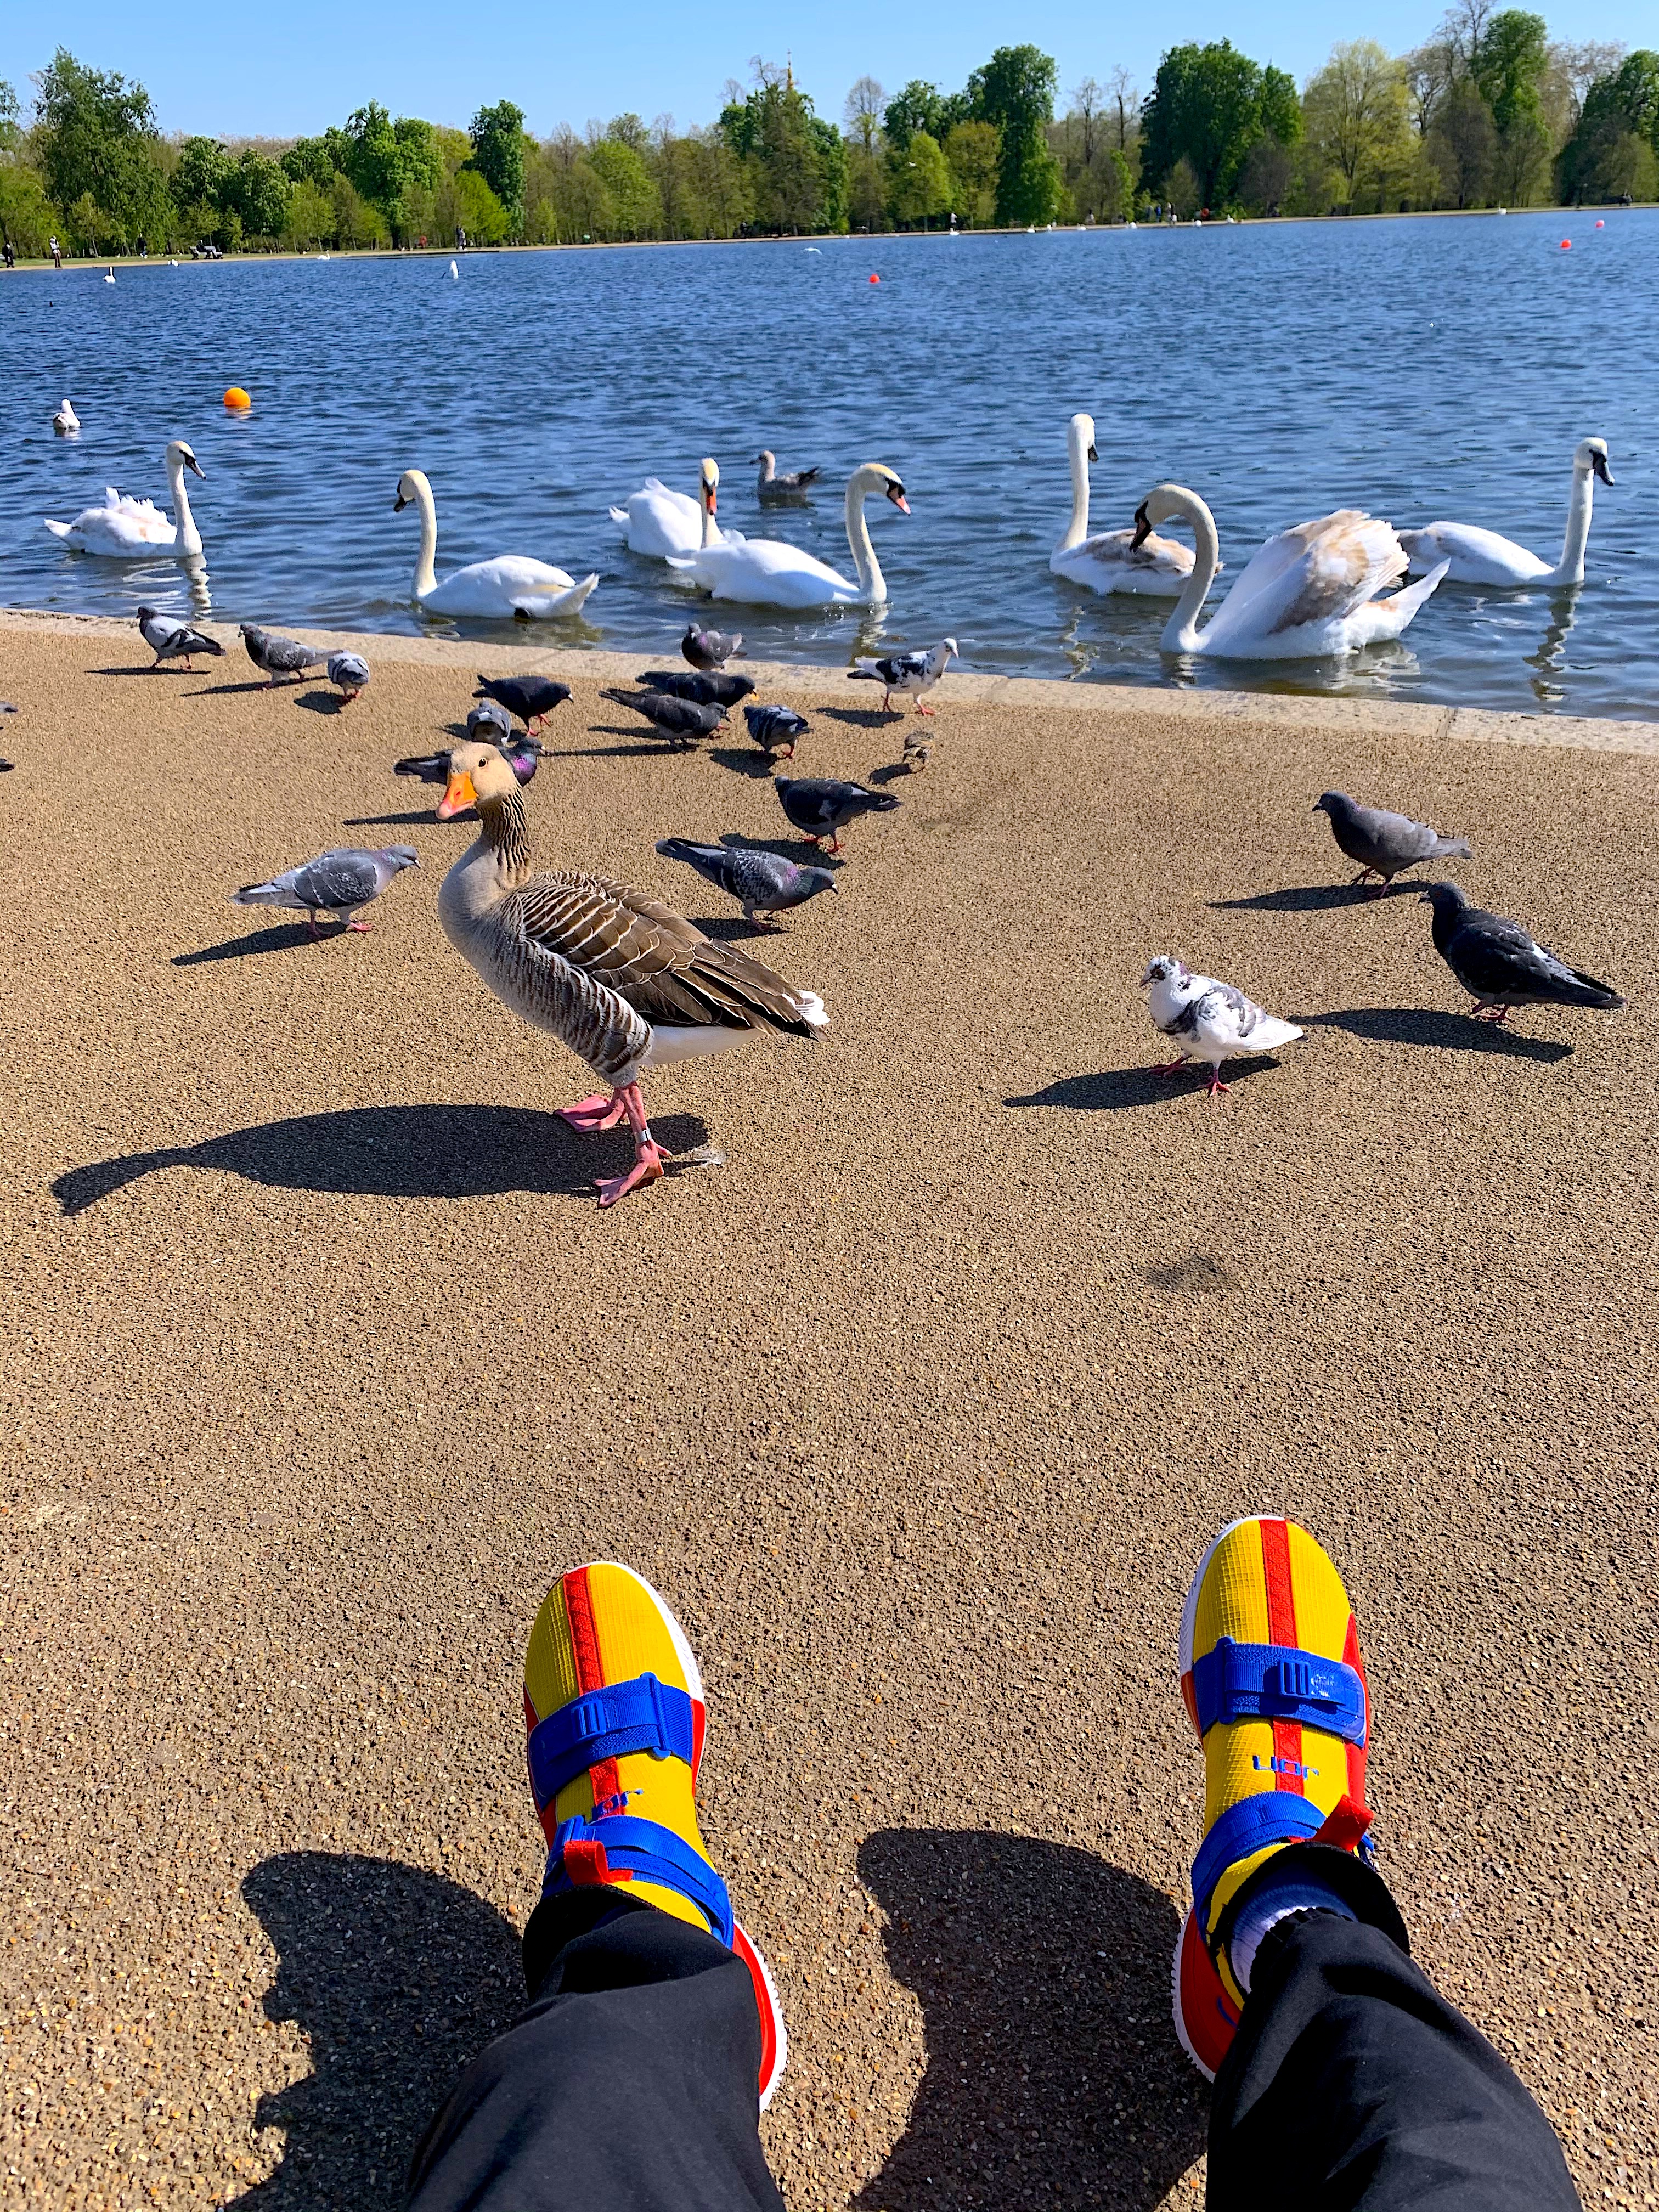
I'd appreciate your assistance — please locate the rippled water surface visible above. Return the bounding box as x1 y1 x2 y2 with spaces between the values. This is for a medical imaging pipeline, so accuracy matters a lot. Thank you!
3 211 1655 716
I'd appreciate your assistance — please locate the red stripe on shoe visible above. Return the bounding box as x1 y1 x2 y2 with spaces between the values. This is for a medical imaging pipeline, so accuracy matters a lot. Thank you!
1343 1613 1370 1808
562 1567 623 1813
1260 1520 1304 1795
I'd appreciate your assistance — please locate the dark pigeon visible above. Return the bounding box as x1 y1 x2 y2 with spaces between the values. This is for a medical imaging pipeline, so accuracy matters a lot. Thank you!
1314 791 1472 891
656 838 839 929
604 689 727 748
473 674 571 734
774 775 901 853
230 845 419 938
137 607 224 670
743 704 809 760
638 668 757 708
1420 882 1623 1023
682 623 742 672
240 624 327 685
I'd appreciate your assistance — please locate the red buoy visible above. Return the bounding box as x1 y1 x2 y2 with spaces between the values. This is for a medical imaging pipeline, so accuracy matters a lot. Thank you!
868 272 881 284
1595 218 1605 228
1560 238 1571 249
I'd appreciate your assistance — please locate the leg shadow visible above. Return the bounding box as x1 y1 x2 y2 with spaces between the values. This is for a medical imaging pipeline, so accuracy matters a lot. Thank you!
856 1830 1205 2211
238 1852 522 2210
1300 1008 1573 1062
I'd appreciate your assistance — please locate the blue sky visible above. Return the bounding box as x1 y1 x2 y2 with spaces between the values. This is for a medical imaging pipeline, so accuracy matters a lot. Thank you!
2 1 1645 139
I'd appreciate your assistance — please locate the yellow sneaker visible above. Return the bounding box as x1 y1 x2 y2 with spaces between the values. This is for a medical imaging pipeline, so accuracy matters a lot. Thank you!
1172 1516 1375 2079
523 1562 786 2106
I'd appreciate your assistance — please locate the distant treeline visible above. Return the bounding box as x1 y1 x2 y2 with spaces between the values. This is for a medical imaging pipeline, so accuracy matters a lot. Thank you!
1 11 1654 259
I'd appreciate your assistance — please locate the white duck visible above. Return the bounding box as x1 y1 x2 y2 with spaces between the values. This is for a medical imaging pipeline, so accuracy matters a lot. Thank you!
667 461 908 608
1049 412 1195 597
1398 438 1612 587
1131 484 1448 661
608 459 733 560
393 468 598 619
53 398 80 435
44 439 206 557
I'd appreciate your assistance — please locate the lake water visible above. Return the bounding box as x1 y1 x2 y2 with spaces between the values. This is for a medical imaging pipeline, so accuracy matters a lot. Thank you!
3 210 1655 719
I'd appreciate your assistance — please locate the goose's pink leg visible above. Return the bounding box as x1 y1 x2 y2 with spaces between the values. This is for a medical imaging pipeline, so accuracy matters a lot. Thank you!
558 1093 628 1132
596 1083 667 1209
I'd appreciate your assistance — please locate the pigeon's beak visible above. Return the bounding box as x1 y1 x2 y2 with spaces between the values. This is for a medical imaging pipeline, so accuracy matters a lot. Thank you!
437 769 478 820
828 878 840 894
1593 449 1614 486
1130 503 1153 551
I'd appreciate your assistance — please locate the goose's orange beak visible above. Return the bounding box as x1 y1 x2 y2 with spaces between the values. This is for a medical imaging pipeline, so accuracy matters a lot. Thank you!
437 769 477 820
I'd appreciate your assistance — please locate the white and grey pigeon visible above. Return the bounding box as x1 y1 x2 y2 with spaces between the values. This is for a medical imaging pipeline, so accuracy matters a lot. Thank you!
230 846 419 937
1313 791 1471 891
656 838 839 929
137 607 224 671
1419 883 1623 1024
1140 955 1303 1101
682 623 742 672
241 624 327 686
848 637 957 716
326 651 371 704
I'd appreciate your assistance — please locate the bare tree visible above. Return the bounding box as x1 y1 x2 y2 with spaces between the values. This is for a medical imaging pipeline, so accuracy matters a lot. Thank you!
1107 64 1138 151
1070 76 1103 171
1549 39 1627 126
843 76 886 156
1403 41 1455 135
1438 0 1495 75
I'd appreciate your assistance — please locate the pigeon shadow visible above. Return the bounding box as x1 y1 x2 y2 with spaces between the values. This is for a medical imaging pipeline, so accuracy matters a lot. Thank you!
184 679 285 698
341 810 444 827
52 1102 714 1217
173 922 328 964
867 761 914 786
708 747 776 780
718 831 843 868
544 732 682 758
1005 1060 1277 1112
295 689 346 715
856 1830 1205 2212
89 664 202 679
1209 881 1419 913
1299 1008 1573 1062
238 1852 523 2211
820 705 899 730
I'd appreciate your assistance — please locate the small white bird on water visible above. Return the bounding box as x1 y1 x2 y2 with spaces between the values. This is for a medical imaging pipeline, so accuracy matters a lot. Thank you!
104 267 115 284
848 638 957 716
53 398 80 435
1140 956 1302 1102
449 259 459 278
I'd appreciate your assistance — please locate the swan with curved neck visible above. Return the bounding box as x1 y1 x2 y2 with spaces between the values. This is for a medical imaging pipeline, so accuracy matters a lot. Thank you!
394 467 599 620
608 459 731 559
1132 483 1448 661
1398 438 1612 587
1049 411 1194 597
665 462 907 608
44 439 205 558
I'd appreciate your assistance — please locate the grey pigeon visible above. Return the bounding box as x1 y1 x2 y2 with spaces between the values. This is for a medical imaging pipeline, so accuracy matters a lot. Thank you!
849 638 957 716
326 651 371 704
137 607 224 670
604 689 727 748
1314 791 1471 891
656 838 839 929
230 845 419 937
240 624 326 686
397 730 543 792
774 775 901 853
467 699 515 743
682 623 741 672
753 450 821 501
473 674 571 733
1420 883 1623 1024
638 668 757 708
743 704 809 761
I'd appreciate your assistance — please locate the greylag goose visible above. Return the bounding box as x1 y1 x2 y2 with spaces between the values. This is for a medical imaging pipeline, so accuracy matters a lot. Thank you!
753 450 821 501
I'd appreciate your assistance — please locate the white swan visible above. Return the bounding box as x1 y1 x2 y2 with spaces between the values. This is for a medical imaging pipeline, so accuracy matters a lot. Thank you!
44 438 206 557
1049 411 1197 598
1131 483 1449 660
607 462 732 560
53 398 80 435
393 468 599 619
666 461 908 608
1398 438 1612 587
104 267 115 284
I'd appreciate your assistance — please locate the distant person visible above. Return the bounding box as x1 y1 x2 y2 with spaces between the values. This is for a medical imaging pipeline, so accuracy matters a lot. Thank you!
2 239 14 270
50 235 61 269
402 1525 1582 2211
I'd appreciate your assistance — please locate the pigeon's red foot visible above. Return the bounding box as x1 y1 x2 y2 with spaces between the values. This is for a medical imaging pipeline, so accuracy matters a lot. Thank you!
558 1093 627 1133
346 919 372 933
596 1141 667 1209
915 700 936 716
1153 1057 1188 1078
1206 1072 1233 1102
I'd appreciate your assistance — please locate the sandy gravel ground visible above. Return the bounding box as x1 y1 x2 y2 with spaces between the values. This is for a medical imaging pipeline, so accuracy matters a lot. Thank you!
2 619 1656 2211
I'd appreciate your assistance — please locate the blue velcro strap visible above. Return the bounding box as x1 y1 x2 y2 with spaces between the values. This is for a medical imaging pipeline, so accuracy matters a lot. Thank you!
527 1674 697 1807
1191 1793 1328 1933
1192 1638 1367 1747
543 1812 735 1948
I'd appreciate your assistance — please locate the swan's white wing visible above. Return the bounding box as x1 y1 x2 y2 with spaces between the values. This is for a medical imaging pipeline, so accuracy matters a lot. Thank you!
1397 522 1548 582
1203 512 1403 653
667 538 855 607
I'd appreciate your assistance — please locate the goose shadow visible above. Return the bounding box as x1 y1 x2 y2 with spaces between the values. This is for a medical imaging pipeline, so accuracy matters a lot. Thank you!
1297 1008 1573 1062
1006 1059 1279 1111
855 1830 1205 2211
1209 881 1421 913
52 1102 714 1217
237 1852 523 2210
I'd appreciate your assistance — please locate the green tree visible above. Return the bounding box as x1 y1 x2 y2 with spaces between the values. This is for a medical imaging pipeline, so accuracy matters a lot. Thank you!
227 148 291 240
588 138 661 236
1558 49 1659 199
884 80 946 153
1302 42 1414 210
330 171 387 247
968 44 1062 223
889 128 950 224
340 101 441 241
281 137 337 189
0 79 20 153
1427 77 1496 204
171 136 233 215
720 68 842 232
1141 40 1300 207
33 48 168 248
281 178 334 249
943 119 999 224
468 99 525 225
1475 10 1551 200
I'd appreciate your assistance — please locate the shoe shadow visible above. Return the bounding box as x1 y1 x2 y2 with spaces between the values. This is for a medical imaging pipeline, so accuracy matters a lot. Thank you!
856 1830 1205 2211
1298 1008 1572 1062
52 1102 713 1217
1005 1062 1275 1111
238 1852 522 2210
1209 882 1418 912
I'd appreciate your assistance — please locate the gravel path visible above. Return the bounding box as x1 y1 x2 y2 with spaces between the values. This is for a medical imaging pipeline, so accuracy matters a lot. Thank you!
2 624 1655 2209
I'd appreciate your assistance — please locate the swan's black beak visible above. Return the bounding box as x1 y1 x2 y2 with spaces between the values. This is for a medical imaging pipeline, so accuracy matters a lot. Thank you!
393 490 408 512
1130 502 1153 551
1593 449 1614 486
1087 443 1098 463
887 479 910 513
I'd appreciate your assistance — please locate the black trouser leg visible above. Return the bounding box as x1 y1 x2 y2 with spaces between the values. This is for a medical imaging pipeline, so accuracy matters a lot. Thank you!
407 1892 783 2212
1208 1846 1580 2211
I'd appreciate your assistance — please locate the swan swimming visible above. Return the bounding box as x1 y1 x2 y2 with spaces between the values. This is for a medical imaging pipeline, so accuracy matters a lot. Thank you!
393 467 599 619
666 461 908 608
1397 438 1612 586
44 438 206 557
1130 483 1448 659
1049 411 1196 597
52 397 80 435
608 460 732 560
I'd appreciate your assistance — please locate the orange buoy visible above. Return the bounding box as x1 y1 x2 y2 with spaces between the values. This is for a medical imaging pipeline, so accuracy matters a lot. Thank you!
868 273 880 284
223 386 252 410
1559 239 1571 250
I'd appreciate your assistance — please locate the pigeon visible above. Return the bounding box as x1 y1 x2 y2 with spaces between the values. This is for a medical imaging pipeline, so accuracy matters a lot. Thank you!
326 651 371 704
466 698 514 742
137 607 224 671
753 450 821 501
472 674 571 735
638 668 757 708
603 689 727 748
656 839 839 929
397 727 544 794
1140 955 1303 1101
53 398 80 435
1419 883 1623 1024
230 846 420 937
682 623 742 672
848 638 957 716
240 624 328 686
1313 791 1471 891
773 776 901 853
743 704 809 761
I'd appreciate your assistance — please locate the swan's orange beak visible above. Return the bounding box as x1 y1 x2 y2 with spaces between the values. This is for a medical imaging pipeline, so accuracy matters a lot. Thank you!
437 769 477 820
703 483 716 512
